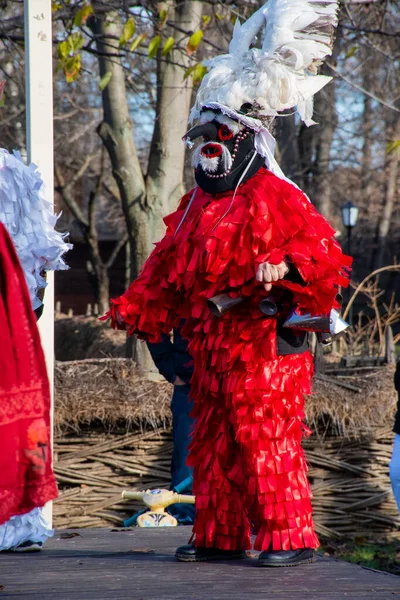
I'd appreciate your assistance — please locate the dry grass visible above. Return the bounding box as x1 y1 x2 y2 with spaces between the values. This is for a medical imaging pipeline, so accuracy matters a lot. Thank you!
55 314 127 361
305 366 397 439
55 359 172 436
55 358 397 441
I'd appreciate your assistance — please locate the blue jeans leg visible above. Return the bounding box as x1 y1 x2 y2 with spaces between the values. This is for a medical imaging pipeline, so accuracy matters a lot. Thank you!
170 385 194 487
168 385 195 524
389 433 400 512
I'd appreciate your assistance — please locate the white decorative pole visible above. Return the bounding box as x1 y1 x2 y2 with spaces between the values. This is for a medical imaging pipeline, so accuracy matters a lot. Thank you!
24 0 54 525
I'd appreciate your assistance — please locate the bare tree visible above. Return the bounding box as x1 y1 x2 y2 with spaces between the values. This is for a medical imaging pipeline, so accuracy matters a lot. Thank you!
55 149 128 313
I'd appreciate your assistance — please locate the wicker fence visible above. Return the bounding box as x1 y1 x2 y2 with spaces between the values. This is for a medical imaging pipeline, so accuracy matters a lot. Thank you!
53 359 400 538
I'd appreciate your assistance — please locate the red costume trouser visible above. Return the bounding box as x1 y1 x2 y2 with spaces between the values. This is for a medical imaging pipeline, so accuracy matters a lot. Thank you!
188 351 319 551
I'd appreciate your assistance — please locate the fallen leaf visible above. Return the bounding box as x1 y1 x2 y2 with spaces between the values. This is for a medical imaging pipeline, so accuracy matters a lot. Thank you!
59 532 81 539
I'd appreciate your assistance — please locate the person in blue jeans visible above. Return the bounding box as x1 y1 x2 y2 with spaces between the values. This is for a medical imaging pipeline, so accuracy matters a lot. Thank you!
389 361 400 512
147 327 195 524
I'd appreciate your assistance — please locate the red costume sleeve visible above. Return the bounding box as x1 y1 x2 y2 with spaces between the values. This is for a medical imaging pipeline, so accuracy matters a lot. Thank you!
249 172 351 315
106 191 194 342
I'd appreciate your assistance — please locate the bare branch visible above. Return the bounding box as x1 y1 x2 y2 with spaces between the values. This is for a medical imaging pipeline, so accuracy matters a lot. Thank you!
105 232 129 269
54 109 80 121
54 153 99 227
68 153 99 189
326 62 400 114
88 149 106 240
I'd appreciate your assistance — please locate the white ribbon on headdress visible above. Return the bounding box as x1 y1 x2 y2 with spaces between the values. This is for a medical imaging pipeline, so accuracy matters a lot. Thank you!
202 101 307 197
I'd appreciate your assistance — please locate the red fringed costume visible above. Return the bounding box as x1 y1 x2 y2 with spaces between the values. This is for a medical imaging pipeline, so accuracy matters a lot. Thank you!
109 168 351 551
0 223 57 525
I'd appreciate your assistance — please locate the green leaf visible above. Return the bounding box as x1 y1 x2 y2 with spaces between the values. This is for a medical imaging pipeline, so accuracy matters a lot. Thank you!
162 36 175 56
345 46 357 59
99 71 112 91
81 4 93 25
159 8 168 28
183 64 196 80
57 40 70 59
123 17 136 42
129 33 147 52
148 35 161 58
183 63 207 85
192 63 207 85
186 30 203 55
74 8 83 27
0 80 5 106
74 3 93 27
119 17 136 47
386 140 400 154
52 1 63 12
201 15 211 28
69 32 84 52
64 54 81 83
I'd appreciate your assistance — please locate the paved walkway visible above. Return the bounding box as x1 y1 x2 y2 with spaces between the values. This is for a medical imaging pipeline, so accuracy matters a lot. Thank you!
1 528 399 599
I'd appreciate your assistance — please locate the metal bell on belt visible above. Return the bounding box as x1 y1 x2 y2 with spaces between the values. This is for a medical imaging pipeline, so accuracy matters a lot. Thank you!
282 307 349 342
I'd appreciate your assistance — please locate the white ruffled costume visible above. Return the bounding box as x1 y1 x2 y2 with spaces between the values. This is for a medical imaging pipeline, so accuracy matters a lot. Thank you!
0 148 72 310
0 148 71 551
0 509 53 552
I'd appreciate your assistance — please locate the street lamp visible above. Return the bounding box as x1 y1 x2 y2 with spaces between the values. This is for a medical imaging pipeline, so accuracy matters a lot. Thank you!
341 201 359 325
341 201 359 256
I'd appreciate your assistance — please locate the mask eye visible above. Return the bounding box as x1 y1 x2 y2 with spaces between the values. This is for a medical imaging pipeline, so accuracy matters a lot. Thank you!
217 124 233 141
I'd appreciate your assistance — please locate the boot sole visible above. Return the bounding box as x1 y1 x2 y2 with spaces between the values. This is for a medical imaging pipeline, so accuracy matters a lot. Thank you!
258 555 316 568
175 552 245 563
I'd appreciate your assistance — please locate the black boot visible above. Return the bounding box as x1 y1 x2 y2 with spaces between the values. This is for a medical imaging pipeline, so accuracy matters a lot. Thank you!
258 548 316 567
175 542 246 562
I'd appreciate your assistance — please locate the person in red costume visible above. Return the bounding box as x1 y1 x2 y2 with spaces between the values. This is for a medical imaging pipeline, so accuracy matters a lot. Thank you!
107 112 351 568
0 223 58 549
106 0 350 567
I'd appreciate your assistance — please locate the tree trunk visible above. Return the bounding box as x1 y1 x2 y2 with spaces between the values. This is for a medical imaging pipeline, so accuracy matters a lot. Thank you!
297 122 316 199
145 1 203 242
86 245 110 314
361 76 373 207
90 8 154 373
90 9 148 280
373 117 400 269
275 114 304 189
310 63 338 220
89 4 203 376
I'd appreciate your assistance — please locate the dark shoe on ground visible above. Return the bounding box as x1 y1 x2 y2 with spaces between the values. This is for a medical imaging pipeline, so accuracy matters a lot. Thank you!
175 542 246 562
258 548 315 567
13 540 43 553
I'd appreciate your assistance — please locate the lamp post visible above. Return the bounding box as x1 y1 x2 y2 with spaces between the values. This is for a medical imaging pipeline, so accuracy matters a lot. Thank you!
341 201 359 325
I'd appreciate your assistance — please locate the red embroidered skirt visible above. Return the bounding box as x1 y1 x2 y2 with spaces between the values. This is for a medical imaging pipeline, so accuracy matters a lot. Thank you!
0 223 57 525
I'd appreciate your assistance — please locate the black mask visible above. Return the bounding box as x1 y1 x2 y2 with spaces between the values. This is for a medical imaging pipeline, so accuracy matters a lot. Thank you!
183 112 265 195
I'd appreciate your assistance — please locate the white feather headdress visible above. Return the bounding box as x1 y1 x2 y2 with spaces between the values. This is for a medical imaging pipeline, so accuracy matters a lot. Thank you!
190 0 339 127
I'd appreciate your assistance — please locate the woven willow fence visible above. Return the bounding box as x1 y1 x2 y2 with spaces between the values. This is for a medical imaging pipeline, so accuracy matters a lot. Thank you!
53 359 400 538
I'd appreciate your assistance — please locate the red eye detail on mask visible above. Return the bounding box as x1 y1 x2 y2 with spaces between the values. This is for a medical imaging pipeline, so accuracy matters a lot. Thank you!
217 124 233 141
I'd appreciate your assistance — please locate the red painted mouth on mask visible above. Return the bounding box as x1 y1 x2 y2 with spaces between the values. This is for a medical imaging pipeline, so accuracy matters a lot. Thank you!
201 143 223 158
